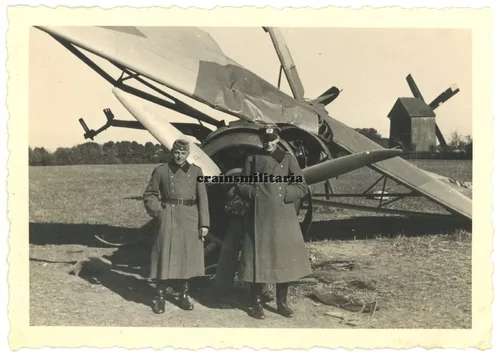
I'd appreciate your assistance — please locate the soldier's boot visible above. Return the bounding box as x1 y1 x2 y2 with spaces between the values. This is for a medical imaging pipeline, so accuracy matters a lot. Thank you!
276 283 294 318
250 283 265 320
152 283 166 314
179 280 194 311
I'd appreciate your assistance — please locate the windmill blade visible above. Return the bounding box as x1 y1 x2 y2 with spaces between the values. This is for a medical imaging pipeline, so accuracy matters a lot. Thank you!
406 74 425 101
264 27 306 101
429 84 460 110
428 85 459 148
435 124 448 148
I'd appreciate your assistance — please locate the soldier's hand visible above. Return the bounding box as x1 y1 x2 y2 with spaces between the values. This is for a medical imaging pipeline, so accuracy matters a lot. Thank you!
199 227 209 241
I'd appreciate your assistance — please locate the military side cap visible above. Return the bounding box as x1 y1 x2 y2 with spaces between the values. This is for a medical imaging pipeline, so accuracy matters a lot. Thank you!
258 124 281 142
172 139 190 152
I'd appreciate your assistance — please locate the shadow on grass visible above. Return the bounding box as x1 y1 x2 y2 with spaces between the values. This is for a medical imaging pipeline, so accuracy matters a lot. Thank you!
77 269 195 311
29 220 156 247
76 272 252 314
184 277 250 315
308 215 472 241
80 269 157 308
28 220 223 282
29 221 155 280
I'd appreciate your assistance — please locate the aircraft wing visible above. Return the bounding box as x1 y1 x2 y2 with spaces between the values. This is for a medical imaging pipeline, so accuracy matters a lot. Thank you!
421 170 472 199
323 114 472 220
36 26 318 134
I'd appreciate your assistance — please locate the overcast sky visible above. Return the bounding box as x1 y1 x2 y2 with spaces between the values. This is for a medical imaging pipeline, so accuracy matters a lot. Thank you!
29 27 471 151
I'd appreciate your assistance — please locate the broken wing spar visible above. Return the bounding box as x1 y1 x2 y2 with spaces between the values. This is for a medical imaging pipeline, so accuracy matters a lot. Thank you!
264 27 305 101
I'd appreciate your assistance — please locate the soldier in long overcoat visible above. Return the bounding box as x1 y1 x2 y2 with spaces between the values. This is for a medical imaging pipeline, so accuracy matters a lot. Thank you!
143 139 209 314
235 124 312 319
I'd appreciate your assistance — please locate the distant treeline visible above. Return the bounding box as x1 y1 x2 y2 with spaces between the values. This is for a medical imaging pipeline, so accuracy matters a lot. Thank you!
354 128 390 148
353 128 473 159
29 141 172 166
29 128 472 166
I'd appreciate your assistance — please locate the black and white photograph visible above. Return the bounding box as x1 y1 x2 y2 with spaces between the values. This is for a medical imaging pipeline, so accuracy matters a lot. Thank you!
6 4 494 351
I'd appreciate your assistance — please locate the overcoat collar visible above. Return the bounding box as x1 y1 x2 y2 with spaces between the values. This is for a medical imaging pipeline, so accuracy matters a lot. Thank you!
168 160 191 173
268 146 287 163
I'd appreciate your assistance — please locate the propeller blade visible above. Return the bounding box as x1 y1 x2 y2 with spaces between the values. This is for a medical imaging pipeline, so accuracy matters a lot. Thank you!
112 87 221 176
429 84 460 110
264 27 305 101
311 86 341 107
406 74 425 101
303 149 402 186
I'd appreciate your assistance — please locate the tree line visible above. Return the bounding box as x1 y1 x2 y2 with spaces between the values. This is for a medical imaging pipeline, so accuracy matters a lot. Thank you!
354 128 472 158
29 128 473 166
29 141 172 166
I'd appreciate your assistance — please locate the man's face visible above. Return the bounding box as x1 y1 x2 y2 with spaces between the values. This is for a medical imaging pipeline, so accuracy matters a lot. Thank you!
262 137 279 153
172 149 189 165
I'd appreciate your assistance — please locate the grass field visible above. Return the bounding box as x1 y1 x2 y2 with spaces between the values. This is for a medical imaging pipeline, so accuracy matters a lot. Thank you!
29 160 472 328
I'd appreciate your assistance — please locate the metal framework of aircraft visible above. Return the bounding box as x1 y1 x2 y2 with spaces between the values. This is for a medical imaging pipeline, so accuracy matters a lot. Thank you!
35 26 472 253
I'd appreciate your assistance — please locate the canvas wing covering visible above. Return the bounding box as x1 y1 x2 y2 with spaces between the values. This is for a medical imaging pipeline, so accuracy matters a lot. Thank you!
37 26 319 133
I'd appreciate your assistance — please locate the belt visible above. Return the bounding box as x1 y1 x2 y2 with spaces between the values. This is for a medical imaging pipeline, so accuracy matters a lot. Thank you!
162 198 197 206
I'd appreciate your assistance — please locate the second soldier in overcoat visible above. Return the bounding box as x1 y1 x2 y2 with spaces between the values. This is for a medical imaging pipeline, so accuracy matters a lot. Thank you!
236 124 312 319
143 139 209 313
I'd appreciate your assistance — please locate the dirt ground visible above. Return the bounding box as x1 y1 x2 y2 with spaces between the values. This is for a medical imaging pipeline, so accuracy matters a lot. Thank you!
29 230 471 328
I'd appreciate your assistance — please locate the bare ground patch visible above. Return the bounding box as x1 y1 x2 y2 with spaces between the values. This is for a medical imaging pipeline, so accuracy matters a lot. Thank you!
30 231 471 328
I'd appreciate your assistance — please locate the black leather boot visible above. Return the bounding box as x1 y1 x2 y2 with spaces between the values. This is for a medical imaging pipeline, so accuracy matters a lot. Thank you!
178 280 194 311
152 283 166 314
276 283 294 318
250 283 265 320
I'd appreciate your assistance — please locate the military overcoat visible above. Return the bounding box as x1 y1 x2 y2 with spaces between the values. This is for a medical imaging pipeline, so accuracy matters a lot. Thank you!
235 147 312 283
143 160 209 280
